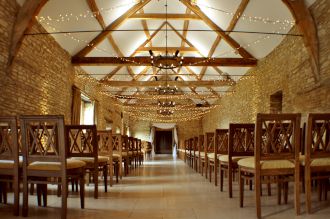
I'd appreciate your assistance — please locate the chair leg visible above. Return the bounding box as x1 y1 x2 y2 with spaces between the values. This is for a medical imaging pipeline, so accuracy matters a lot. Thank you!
306 170 312 214
23 178 28 217
228 165 233 198
80 171 85 209
13 175 19 216
255 174 261 219
220 167 224 192
61 178 67 219
94 168 98 199
103 165 108 192
277 180 282 205
239 168 244 208
215 160 218 186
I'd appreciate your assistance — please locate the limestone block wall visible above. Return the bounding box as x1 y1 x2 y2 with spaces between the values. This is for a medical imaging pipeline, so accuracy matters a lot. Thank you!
202 0 330 133
0 0 122 130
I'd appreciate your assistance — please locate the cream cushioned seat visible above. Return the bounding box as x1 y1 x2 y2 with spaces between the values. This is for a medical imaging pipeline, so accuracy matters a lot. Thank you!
207 153 215 160
199 152 205 157
0 156 23 168
238 157 295 169
300 157 330 167
113 150 129 157
71 156 109 164
218 155 250 163
28 159 86 171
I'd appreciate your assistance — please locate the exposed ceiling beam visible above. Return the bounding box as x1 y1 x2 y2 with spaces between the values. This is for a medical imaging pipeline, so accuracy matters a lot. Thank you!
86 0 106 29
74 0 151 57
181 8 191 47
100 22 167 81
129 13 201 20
7 0 48 72
282 0 319 81
115 94 219 100
139 9 152 47
134 66 151 80
100 80 233 88
199 0 250 79
180 0 254 59
137 47 198 53
72 57 257 67
107 35 135 79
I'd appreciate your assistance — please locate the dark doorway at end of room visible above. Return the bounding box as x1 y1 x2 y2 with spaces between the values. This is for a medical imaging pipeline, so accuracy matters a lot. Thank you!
155 130 172 154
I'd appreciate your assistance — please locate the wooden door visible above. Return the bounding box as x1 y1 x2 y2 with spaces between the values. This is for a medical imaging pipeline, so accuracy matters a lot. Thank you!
155 130 172 154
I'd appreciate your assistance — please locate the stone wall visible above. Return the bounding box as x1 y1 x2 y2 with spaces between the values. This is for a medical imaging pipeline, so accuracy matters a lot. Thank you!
202 0 330 133
0 0 122 130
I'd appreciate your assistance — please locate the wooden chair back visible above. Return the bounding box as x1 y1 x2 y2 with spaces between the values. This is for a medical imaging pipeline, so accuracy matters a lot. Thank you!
65 125 98 162
255 113 301 164
21 115 66 167
0 116 19 215
305 113 330 160
205 132 215 153
97 130 112 157
198 135 204 154
229 124 255 158
0 116 19 168
121 135 129 155
214 129 229 155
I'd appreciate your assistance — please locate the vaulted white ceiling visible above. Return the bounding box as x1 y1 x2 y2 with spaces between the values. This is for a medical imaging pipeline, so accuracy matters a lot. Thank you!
15 0 317 121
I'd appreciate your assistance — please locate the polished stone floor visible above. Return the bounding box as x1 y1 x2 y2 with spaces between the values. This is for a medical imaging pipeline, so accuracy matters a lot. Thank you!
1 155 330 219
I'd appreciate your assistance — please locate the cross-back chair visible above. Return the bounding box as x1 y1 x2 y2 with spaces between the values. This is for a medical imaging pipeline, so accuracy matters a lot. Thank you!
65 125 108 198
137 139 143 165
193 136 199 172
198 135 205 175
205 132 215 181
224 124 254 198
304 113 330 213
0 116 19 216
97 130 119 186
213 129 228 187
111 134 123 180
238 113 301 219
20 115 85 219
121 135 130 176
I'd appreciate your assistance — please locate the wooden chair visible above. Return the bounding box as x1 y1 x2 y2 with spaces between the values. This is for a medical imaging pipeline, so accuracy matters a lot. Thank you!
97 130 119 186
20 115 85 219
186 138 193 168
111 134 123 180
0 116 19 216
65 125 108 198
238 113 301 219
121 135 130 176
213 129 228 187
198 135 205 175
193 136 199 172
304 113 330 213
137 139 144 165
205 132 215 181
222 124 254 198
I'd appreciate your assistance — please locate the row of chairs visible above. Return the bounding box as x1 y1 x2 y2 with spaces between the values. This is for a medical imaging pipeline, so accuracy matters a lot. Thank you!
179 113 330 218
0 115 144 219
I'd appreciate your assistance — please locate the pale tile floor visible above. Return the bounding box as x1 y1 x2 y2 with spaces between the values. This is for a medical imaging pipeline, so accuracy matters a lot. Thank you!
1 155 330 219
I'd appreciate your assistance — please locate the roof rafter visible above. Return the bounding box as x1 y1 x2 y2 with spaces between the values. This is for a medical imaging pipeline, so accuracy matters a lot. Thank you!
180 0 254 59
282 0 319 81
86 0 106 29
74 0 152 57
72 57 257 67
129 13 201 20
181 8 191 48
7 0 48 72
100 80 233 88
199 0 250 79
107 35 135 79
100 22 167 81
